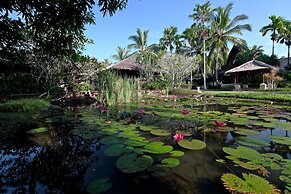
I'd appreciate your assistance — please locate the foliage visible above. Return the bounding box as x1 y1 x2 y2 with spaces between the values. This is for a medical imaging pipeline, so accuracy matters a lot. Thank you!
159 26 182 53
86 178 112 194
73 82 93 92
27 127 48 134
116 153 153 173
0 98 50 112
178 139 206 150
93 71 140 105
142 78 169 90
158 53 198 87
221 173 280 194
111 46 131 61
168 88 198 96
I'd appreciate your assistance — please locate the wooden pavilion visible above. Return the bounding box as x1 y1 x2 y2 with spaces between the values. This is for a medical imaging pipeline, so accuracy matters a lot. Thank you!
224 60 278 84
106 58 142 76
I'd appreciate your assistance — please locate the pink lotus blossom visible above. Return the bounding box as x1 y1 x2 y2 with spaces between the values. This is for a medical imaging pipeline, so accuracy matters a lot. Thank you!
126 117 132 124
214 120 225 127
173 133 184 141
135 109 145 115
181 109 190 115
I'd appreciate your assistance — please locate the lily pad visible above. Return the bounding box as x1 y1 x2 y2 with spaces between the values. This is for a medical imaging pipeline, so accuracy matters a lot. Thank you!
170 150 185 157
221 173 280 194
161 158 180 168
100 136 121 145
104 144 134 157
86 178 112 194
116 153 153 173
27 127 48 134
178 139 206 150
124 138 149 147
223 146 261 161
233 128 261 136
150 129 171 136
270 135 291 146
143 142 173 154
237 137 270 147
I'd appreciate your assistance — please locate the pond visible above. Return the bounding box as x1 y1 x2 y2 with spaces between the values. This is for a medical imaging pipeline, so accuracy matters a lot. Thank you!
0 97 290 194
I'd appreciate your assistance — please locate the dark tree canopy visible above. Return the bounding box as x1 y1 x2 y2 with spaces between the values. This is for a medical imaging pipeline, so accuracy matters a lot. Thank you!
0 0 128 59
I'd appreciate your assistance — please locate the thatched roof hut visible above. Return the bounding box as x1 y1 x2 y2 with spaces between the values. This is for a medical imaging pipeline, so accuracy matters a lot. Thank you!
224 60 278 84
225 60 278 75
106 58 142 76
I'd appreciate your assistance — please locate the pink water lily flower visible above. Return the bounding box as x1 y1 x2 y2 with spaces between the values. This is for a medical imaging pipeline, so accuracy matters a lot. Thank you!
135 109 145 115
214 120 225 127
181 109 190 115
173 133 184 141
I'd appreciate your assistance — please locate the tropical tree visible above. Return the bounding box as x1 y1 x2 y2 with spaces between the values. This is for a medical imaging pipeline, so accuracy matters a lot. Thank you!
128 28 148 52
189 1 215 89
209 2 252 82
159 26 181 53
111 46 131 61
181 23 202 56
278 19 291 67
260 15 283 56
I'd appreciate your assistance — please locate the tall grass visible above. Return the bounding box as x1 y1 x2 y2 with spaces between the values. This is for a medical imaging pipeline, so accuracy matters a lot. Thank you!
94 71 140 105
0 98 50 112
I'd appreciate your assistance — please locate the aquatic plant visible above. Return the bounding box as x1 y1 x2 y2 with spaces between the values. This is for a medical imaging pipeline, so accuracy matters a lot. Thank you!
27 127 48 134
86 178 112 194
178 139 206 150
233 128 261 136
180 109 190 115
237 137 270 147
116 153 153 173
161 158 180 168
0 98 50 112
173 133 184 141
104 144 134 157
150 129 171 137
214 120 225 127
221 173 280 194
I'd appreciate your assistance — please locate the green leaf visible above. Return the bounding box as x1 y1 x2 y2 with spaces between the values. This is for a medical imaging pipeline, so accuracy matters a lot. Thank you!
143 142 173 154
233 128 261 136
86 178 112 194
150 129 171 136
170 150 185 157
116 153 153 173
104 144 133 157
237 137 270 147
178 139 206 150
27 127 48 134
161 158 180 168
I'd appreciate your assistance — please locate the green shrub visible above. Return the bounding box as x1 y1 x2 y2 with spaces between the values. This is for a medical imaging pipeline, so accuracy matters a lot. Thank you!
169 88 198 96
142 79 169 90
0 98 50 112
74 82 93 92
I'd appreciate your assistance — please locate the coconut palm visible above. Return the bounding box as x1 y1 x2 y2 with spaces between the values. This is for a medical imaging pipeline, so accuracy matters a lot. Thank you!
278 19 291 67
128 28 148 52
181 23 202 56
260 15 283 56
209 2 252 82
159 26 181 53
111 46 131 61
189 1 215 89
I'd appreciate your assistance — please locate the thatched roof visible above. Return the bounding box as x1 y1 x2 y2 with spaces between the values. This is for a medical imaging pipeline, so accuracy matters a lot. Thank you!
106 58 141 71
225 60 278 75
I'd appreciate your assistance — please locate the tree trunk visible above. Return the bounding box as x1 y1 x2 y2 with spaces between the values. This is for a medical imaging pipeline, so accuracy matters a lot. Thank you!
272 40 275 56
288 45 290 66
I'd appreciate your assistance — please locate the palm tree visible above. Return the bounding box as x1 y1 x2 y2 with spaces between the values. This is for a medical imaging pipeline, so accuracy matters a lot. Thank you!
260 15 283 56
249 45 264 59
278 19 291 67
128 28 148 52
159 26 181 53
189 1 215 89
209 2 252 82
111 46 131 61
181 23 202 56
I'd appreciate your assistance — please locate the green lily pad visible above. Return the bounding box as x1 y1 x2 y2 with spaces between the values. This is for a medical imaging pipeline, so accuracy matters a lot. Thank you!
143 142 173 154
161 158 180 168
116 153 153 173
104 144 134 157
138 125 157 131
237 137 270 147
117 131 140 138
124 138 149 147
178 139 206 150
170 150 185 157
100 136 121 145
27 127 48 134
221 173 280 194
223 146 261 161
233 128 261 136
270 135 291 146
86 178 112 194
150 129 171 136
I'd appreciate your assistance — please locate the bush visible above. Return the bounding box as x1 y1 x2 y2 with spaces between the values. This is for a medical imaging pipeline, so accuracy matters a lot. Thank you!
169 88 198 96
142 79 169 90
0 98 50 112
74 82 93 92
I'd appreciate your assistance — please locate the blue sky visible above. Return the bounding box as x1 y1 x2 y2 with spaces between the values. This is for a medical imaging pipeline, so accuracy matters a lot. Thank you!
83 0 291 62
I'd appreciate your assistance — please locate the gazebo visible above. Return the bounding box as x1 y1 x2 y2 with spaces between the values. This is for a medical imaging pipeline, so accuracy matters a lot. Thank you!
106 58 142 76
224 60 278 84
